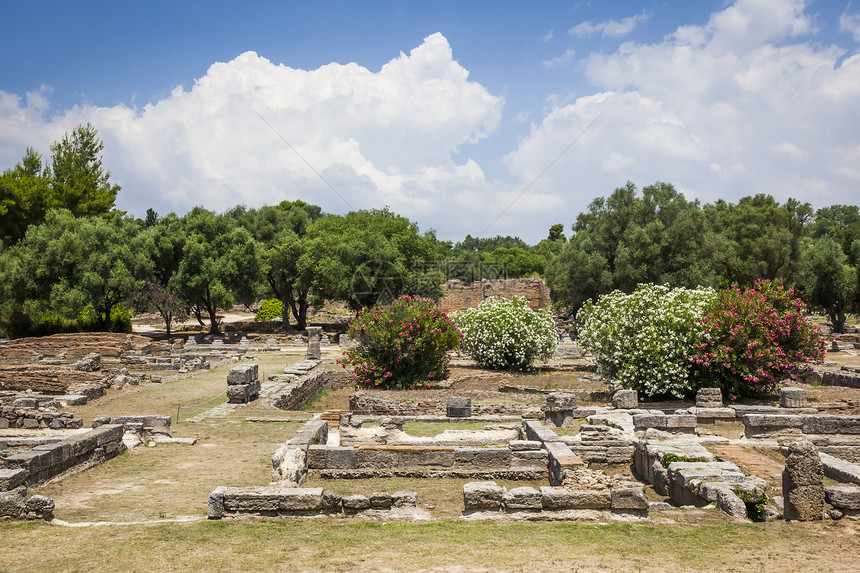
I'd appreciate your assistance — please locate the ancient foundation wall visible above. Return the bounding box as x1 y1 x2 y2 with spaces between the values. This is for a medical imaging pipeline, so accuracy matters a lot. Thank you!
274 369 349 411
439 278 551 312
742 414 860 463
1 424 126 488
349 391 530 417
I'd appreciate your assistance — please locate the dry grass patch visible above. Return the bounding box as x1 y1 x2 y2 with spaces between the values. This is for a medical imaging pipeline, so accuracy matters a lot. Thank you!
1 518 858 572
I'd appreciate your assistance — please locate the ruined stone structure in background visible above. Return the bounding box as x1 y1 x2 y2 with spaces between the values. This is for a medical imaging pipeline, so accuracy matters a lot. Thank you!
439 278 551 312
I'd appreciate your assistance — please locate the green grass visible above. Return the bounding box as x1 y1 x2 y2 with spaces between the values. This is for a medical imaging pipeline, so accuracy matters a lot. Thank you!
0 518 856 572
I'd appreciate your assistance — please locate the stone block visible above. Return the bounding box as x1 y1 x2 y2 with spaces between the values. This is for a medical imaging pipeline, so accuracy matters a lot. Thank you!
716 488 748 520
454 447 511 469
71 432 99 457
825 486 860 510
23 418 39 429
780 387 807 408
447 396 472 418
0 468 27 491
611 389 638 410
801 416 860 435
783 441 824 521
342 494 371 512
696 388 722 409
322 490 342 512
820 452 860 486
511 450 549 469
503 486 542 510
463 481 505 510
392 490 418 507
279 487 324 512
223 486 281 513
25 495 55 519
208 486 227 519
509 440 542 451
611 484 648 510
369 492 392 508
0 489 26 518
545 392 578 412
632 413 669 429
227 363 258 385
540 487 611 509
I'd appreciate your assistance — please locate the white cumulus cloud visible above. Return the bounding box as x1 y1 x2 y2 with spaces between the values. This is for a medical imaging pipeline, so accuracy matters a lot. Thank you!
0 33 524 239
570 12 649 38
506 0 860 219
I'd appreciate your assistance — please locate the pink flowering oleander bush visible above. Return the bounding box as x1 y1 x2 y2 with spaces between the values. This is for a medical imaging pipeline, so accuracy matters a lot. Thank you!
691 279 825 398
338 295 461 389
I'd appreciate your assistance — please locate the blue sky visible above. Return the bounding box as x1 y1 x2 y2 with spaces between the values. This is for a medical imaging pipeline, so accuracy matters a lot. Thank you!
2 0 859 243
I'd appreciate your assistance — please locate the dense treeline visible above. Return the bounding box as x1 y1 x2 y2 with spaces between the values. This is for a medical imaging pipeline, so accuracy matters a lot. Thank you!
1 125 858 337
544 181 860 332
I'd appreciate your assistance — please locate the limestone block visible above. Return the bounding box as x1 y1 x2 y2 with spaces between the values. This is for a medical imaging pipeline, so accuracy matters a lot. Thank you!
272 446 308 486
820 452 860 485
94 424 125 446
503 487 542 510
509 440 542 451
632 413 667 429
342 494 371 512
223 486 281 513
780 387 807 408
511 450 549 469
0 489 26 518
306 326 322 361
611 389 638 410
392 491 418 507
463 481 505 510
208 486 227 519
825 486 860 510
545 392 578 412
783 441 824 521
716 488 748 519
0 469 27 491
696 388 722 409
322 489 342 512
454 447 511 469
279 487 324 512
540 487 611 509
369 492 392 508
610 484 648 510
446 396 472 418
25 494 54 519
801 416 860 435
13 398 37 409
227 363 258 385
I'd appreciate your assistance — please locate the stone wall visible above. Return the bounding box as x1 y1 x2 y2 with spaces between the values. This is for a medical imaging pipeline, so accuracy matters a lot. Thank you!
349 391 531 417
742 414 860 462
207 486 419 519
0 398 83 430
1 424 126 487
307 441 547 480
439 278 551 312
274 369 349 411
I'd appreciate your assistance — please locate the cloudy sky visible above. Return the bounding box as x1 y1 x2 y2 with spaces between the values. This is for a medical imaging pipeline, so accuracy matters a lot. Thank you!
1 0 859 243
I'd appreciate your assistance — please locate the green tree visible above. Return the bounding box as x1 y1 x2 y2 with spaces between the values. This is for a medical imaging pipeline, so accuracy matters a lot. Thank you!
0 148 52 246
801 237 857 333
546 181 719 314
173 208 260 334
0 210 143 333
237 201 324 330
48 123 120 217
305 208 444 312
547 223 566 242
704 194 812 287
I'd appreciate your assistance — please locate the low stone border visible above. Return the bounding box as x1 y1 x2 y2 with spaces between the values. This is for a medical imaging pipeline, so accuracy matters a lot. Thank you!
462 480 647 519
1 424 125 488
207 486 419 519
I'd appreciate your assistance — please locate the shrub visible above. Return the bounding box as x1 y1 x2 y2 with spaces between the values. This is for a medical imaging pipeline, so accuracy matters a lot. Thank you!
576 284 717 398
338 295 461 389
691 279 825 398
456 296 557 371
255 299 283 321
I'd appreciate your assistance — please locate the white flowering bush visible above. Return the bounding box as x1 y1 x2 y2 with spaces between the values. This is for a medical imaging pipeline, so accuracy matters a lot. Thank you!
456 296 557 370
576 284 717 398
